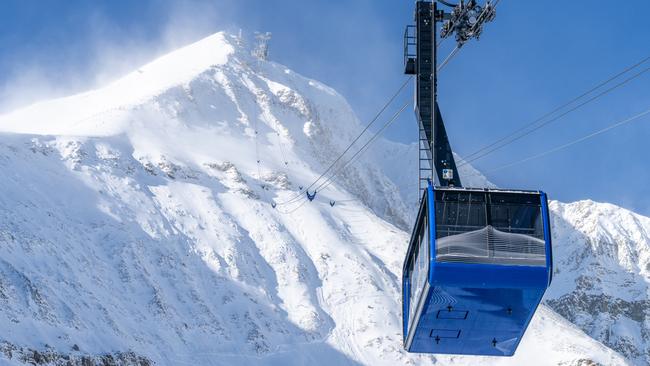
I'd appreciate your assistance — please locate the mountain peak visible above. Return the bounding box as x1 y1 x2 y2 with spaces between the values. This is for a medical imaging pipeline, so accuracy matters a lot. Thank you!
0 32 234 136
107 31 234 99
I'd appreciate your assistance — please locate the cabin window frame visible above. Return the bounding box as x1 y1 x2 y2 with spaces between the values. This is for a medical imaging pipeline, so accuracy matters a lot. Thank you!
405 190 431 334
433 189 547 266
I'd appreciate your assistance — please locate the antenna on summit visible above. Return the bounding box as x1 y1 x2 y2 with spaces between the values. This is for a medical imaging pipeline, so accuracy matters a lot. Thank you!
236 29 244 47
252 32 272 60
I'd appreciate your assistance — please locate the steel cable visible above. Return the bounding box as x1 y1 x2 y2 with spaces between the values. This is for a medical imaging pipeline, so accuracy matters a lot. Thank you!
461 55 650 163
273 77 412 206
467 106 650 176
316 102 410 194
458 66 650 168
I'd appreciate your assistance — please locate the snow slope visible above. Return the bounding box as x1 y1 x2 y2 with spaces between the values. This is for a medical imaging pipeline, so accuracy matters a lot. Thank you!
0 32 640 365
545 201 650 365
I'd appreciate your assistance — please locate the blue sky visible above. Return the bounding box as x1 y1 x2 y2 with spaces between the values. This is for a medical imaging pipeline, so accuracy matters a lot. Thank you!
1 0 650 215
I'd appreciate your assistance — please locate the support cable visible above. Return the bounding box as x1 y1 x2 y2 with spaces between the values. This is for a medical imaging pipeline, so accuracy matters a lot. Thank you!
473 106 650 175
274 77 412 206
276 102 409 213
253 118 272 205
461 55 650 163
458 66 650 167
276 132 289 166
275 194 310 215
437 46 461 72
316 102 410 194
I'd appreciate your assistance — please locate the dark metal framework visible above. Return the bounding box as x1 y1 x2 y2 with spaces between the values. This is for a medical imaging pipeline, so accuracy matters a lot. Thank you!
440 0 496 46
404 0 496 194
405 1 462 194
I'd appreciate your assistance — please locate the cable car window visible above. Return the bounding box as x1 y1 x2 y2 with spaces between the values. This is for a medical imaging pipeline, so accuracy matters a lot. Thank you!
434 189 546 266
435 191 486 239
408 207 429 328
489 194 543 239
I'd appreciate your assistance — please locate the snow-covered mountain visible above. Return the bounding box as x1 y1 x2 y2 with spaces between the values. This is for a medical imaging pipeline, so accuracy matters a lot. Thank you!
0 32 645 365
545 201 650 365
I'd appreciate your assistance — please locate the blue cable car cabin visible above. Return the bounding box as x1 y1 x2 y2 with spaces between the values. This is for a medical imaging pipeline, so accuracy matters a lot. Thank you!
402 183 553 356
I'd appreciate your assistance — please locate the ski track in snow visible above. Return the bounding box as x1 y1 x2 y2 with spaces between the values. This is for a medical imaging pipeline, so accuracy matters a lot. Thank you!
0 32 645 365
